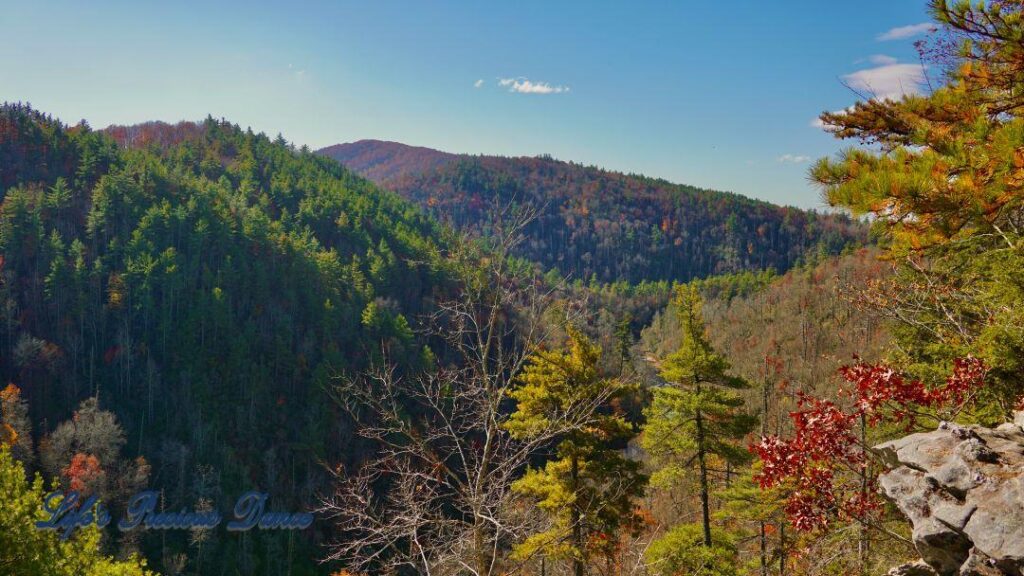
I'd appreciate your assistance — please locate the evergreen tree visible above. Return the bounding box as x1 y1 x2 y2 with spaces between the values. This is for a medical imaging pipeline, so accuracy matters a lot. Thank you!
645 523 739 576
641 285 756 547
810 0 1024 415
506 328 646 576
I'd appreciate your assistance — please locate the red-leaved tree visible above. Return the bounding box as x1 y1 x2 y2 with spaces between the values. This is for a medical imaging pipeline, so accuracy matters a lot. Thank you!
62 452 105 494
753 356 986 532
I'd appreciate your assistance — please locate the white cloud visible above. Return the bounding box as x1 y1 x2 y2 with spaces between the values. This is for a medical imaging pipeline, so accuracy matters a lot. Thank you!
497 77 570 94
877 22 935 41
842 61 926 100
809 56 926 129
868 54 898 66
777 154 811 164
474 79 484 88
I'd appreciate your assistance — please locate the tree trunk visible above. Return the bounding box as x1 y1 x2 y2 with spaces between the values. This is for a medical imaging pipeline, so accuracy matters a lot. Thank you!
571 453 585 576
475 518 487 576
760 521 768 576
761 354 770 576
695 405 712 547
779 522 786 576
858 413 868 576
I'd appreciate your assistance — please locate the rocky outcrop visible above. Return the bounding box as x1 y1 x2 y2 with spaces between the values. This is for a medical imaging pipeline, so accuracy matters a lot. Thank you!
877 417 1024 576
887 560 940 576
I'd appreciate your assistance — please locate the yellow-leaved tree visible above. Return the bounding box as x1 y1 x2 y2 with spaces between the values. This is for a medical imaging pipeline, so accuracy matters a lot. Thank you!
0 444 155 576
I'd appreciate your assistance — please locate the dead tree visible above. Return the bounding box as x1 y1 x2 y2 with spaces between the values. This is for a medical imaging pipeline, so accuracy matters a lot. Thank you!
320 203 614 575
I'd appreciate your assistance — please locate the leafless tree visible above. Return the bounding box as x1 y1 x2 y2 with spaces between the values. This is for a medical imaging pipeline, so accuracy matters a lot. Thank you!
319 203 616 575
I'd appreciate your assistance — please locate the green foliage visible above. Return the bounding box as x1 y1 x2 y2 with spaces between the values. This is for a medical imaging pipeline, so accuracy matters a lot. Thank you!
809 0 1024 417
641 285 755 561
506 328 646 568
642 286 756 485
687 267 777 303
716 467 785 529
0 104 454 575
645 523 738 576
0 446 155 576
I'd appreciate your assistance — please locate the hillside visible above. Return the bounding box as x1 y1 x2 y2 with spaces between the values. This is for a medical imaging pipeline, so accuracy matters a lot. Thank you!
319 139 458 183
641 248 892 399
320 140 869 283
0 104 453 574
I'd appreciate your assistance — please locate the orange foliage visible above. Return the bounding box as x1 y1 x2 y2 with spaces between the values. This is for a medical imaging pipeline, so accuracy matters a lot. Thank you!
63 453 104 493
0 423 16 446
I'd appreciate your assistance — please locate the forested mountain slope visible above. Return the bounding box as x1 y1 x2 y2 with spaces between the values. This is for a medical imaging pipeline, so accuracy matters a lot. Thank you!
0 104 453 574
631 248 895 574
319 139 458 183
640 248 892 407
320 140 869 283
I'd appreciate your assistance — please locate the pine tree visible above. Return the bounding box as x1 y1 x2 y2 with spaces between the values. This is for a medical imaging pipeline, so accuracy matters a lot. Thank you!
506 328 646 576
810 0 1024 410
717 468 787 576
641 285 757 547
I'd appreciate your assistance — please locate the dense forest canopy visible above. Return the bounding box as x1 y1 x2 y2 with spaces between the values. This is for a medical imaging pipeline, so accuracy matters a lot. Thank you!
6 0 1024 575
0 103 455 574
320 140 870 284
0 103 889 576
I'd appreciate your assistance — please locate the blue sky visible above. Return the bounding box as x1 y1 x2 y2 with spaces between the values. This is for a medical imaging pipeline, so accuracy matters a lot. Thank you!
2 0 934 208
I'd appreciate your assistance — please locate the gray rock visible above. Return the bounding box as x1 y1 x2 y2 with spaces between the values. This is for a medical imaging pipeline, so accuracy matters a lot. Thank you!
879 421 1024 576
888 560 939 576
959 548 1003 576
1012 410 1024 432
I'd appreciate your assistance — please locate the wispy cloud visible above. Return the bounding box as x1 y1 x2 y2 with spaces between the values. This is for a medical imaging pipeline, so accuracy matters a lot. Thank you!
777 154 811 164
498 77 570 94
877 22 935 41
810 55 927 129
868 54 898 66
474 79 484 88
842 59 926 101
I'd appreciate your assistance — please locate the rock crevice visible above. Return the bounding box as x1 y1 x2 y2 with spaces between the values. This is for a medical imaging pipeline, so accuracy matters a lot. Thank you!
879 417 1024 576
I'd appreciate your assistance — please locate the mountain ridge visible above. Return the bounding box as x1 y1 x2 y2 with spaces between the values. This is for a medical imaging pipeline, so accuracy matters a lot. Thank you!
319 139 868 283
320 139 823 210
318 139 460 183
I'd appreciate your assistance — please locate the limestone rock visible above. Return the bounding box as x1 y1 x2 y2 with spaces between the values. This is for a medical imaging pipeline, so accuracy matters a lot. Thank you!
878 419 1024 576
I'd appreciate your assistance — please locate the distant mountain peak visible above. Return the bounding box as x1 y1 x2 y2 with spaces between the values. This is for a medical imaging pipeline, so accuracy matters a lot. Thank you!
319 140 458 183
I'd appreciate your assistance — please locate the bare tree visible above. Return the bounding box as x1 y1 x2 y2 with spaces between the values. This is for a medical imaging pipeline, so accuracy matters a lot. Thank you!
319 203 616 575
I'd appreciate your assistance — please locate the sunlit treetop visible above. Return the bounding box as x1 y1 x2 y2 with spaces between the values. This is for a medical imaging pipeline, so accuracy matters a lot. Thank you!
813 0 1024 250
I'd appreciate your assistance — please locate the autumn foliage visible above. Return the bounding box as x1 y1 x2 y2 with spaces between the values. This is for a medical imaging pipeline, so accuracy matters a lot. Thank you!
323 140 868 284
62 453 105 493
753 356 986 532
